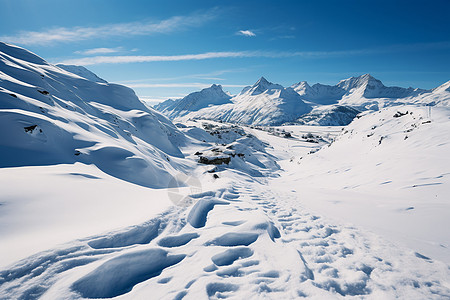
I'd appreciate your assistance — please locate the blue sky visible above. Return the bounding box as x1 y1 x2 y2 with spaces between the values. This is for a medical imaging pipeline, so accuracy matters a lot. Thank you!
1 0 449 104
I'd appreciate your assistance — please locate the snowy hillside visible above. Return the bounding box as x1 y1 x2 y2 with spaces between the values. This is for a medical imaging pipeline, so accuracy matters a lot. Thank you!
279 105 450 264
56 64 108 84
165 77 312 126
295 105 360 126
0 41 185 188
403 80 450 106
155 84 231 119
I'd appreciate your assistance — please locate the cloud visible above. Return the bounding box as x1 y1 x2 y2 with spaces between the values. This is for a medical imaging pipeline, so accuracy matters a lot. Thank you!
0 11 216 46
237 30 256 37
117 68 248 84
75 47 123 55
126 83 246 88
56 51 260 66
55 50 371 66
55 41 450 66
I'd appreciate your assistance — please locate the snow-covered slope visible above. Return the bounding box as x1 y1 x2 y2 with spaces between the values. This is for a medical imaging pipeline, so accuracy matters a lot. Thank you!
173 77 312 126
403 80 450 107
0 41 185 188
295 105 360 126
56 64 108 84
155 84 232 119
280 105 450 263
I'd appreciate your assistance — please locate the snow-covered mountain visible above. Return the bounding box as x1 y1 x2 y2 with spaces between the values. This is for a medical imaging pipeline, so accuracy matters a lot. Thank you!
291 81 345 105
158 77 312 126
155 74 448 127
154 84 231 119
292 74 432 109
0 41 185 188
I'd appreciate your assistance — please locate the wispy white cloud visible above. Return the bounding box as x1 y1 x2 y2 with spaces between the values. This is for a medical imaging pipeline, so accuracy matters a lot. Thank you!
75 47 123 55
127 83 246 88
118 68 248 84
55 41 450 66
54 49 375 66
237 30 256 37
0 11 216 46
57 51 260 66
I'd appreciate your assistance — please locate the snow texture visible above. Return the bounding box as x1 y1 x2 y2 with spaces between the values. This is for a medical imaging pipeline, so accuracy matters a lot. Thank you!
1 43 450 300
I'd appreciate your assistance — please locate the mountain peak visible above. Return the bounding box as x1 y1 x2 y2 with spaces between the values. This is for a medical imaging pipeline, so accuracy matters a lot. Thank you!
337 74 384 92
245 77 284 96
252 77 273 89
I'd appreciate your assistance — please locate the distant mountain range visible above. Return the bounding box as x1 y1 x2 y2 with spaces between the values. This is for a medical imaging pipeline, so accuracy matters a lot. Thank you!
155 74 450 126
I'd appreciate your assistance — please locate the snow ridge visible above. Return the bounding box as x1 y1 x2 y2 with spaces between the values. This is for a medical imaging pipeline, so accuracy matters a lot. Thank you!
0 41 185 188
155 84 231 119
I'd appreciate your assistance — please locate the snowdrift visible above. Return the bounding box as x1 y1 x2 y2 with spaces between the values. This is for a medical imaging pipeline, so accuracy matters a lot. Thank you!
0 42 186 188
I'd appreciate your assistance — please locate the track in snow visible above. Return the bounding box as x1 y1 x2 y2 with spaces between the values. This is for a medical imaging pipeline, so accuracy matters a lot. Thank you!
1 177 449 299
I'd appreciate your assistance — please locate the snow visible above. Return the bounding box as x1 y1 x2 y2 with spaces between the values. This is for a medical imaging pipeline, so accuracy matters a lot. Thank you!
0 163 173 268
169 77 312 126
156 74 449 127
1 43 450 299
276 105 450 264
0 41 186 189
155 84 231 119
56 64 108 84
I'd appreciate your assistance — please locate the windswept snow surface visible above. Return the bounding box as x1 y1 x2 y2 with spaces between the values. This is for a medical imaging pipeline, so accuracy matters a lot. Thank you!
1 43 450 299
0 42 186 189
2 107 450 299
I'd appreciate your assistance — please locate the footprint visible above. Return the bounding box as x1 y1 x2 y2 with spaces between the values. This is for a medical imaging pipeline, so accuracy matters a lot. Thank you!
88 220 161 249
205 232 258 247
206 282 239 297
211 247 254 266
222 220 246 226
72 248 185 298
187 199 229 228
158 233 199 248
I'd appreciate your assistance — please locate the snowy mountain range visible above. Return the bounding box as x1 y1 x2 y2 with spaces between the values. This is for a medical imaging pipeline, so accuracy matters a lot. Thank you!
154 84 232 119
155 74 450 126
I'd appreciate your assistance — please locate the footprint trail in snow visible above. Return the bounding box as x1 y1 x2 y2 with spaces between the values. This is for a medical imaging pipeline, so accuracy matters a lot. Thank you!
1 178 449 299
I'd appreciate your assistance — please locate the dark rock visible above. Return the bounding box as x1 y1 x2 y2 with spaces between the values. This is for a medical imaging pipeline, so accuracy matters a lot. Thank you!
393 111 408 118
199 156 231 165
24 125 37 133
37 90 50 95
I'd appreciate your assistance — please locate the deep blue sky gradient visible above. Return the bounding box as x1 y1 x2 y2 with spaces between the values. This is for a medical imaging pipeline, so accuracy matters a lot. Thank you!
1 0 449 103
